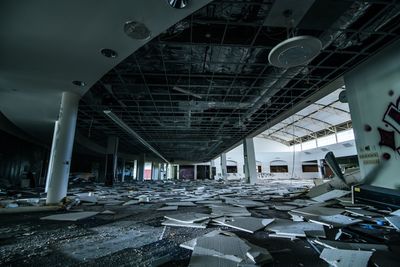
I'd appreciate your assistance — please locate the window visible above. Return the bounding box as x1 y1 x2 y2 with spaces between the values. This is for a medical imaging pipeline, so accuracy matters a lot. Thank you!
302 140 317 150
337 129 355 142
270 165 288 173
227 166 238 173
302 165 319 172
144 162 152 180
317 134 336 147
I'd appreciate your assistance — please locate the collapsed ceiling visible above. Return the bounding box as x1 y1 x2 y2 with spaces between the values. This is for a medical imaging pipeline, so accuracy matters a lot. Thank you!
77 0 400 162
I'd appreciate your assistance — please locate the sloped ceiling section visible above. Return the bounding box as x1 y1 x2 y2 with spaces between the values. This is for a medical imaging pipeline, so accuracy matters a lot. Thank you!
77 0 400 162
0 0 213 143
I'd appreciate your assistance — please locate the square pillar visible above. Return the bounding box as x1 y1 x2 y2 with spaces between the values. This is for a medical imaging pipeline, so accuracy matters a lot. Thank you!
137 154 145 181
105 136 118 186
243 138 257 184
220 153 227 179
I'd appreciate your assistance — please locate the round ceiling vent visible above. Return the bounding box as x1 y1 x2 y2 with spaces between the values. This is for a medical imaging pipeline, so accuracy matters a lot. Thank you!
339 90 347 103
268 36 322 68
124 21 151 40
167 0 188 9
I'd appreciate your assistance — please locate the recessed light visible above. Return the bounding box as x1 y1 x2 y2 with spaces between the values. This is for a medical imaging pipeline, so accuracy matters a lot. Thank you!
124 21 151 40
101 48 118 58
72 80 86 87
166 0 188 9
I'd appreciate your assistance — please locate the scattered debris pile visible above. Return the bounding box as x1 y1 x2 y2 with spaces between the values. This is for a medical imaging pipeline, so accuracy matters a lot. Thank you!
1 177 400 266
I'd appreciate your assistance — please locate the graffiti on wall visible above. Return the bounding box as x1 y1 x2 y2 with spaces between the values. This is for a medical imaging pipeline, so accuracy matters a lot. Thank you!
378 96 400 156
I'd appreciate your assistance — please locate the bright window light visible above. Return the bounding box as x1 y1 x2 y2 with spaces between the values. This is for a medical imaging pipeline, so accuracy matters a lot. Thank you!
291 144 302 151
337 129 355 142
317 134 337 147
302 140 317 150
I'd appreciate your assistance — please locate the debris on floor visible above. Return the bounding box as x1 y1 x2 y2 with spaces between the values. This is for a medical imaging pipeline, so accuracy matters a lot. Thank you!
213 216 274 233
40 211 99 221
1 178 400 266
319 248 373 267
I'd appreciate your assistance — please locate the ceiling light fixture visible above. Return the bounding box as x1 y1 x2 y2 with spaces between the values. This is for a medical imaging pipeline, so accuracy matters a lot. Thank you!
103 110 169 163
101 48 118 58
268 36 322 68
166 0 188 9
172 86 202 99
124 21 151 40
72 80 86 87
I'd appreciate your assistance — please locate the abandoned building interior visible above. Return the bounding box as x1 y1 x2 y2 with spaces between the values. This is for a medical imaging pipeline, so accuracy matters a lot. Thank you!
1 0 400 266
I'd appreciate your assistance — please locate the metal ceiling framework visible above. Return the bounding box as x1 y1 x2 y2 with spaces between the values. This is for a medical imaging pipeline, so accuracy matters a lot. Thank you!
76 0 400 162
262 88 353 146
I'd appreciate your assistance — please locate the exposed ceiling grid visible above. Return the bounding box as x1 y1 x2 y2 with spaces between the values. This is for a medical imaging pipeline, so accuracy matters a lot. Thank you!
76 0 400 162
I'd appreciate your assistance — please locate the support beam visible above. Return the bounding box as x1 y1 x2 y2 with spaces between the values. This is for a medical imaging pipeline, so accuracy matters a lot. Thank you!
243 138 257 184
121 159 126 182
46 92 79 204
220 153 227 179
45 120 59 193
318 159 325 179
137 154 145 181
210 160 215 179
105 136 118 186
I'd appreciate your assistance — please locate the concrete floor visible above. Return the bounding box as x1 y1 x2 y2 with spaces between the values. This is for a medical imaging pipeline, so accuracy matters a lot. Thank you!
0 179 396 266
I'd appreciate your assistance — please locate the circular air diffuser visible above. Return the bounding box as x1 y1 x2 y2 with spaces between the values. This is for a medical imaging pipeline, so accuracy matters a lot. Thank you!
268 36 322 68
167 0 188 9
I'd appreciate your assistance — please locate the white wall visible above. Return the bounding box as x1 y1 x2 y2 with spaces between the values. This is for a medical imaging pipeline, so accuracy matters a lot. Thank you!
214 137 357 180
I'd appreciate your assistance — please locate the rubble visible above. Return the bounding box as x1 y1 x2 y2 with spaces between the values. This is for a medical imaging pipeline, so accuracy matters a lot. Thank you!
40 211 99 221
1 178 400 266
319 248 373 267
213 217 274 233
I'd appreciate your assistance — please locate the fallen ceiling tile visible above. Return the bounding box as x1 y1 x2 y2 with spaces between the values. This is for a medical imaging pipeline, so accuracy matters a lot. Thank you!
213 217 275 234
311 189 350 202
40 211 99 221
314 239 388 251
162 219 208 229
157 205 178 211
319 248 373 267
164 212 211 223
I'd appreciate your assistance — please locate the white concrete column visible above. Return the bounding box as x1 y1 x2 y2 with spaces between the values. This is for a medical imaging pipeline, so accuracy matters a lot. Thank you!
243 138 257 184
210 160 215 179
345 40 400 189
158 163 163 180
45 120 59 193
318 159 325 179
105 136 118 186
121 159 126 182
137 154 145 181
167 163 173 179
194 164 197 180
220 153 227 179
46 92 80 204
152 163 159 180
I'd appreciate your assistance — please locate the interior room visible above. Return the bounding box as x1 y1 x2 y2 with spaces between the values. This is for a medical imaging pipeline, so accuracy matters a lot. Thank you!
1 0 400 266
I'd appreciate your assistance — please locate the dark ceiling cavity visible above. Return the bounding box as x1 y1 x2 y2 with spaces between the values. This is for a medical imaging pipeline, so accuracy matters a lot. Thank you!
101 48 118 58
77 0 400 162
72 80 86 87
